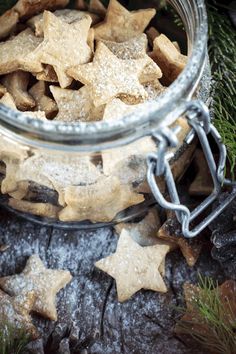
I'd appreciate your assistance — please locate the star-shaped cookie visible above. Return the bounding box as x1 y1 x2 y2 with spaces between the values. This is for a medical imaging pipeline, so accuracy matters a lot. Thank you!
30 11 92 88
0 28 43 76
1 71 35 111
29 81 58 119
95 229 169 302
50 85 105 122
27 9 96 37
99 35 162 84
115 209 171 277
152 34 188 85
0 254 72 321
0 289 38 339
59 176 144 223
68 42 149 106
157 215 203 267
94 0 156 42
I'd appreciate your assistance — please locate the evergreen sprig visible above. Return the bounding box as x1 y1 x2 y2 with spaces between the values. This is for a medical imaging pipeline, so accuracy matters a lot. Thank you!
0 322 30 354
208 5 236 177
176 276 236 354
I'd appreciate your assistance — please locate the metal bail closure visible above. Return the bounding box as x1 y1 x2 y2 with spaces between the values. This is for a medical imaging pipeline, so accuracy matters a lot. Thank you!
147 100 236 239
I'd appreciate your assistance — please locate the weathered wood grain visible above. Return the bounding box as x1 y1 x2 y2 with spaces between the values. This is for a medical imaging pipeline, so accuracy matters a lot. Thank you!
0 206 225 353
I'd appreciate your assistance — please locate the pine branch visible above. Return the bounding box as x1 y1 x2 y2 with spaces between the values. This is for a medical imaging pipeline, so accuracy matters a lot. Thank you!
0 322 30 354
208 5 236 178
176 276 236 354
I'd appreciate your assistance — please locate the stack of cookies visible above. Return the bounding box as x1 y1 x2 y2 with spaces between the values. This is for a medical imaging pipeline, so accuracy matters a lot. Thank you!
0 0 189 223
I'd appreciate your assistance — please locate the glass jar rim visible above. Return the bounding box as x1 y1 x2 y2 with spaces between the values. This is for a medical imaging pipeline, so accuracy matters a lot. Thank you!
0 0 208 150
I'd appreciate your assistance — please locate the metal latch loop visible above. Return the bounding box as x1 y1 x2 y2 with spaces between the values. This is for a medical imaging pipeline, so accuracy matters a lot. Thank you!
147 100 236 238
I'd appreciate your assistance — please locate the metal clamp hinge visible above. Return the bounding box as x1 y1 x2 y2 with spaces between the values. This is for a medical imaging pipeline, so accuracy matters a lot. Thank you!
147 100 236 238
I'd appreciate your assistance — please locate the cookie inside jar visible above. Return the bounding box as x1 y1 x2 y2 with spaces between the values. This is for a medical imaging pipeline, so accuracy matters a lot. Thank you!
0 0 193 225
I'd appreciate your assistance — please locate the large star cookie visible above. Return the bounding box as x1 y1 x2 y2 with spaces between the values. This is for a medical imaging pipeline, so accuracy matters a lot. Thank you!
94 0 156 42
95 229 170 302
59 176 144 223
0 254 72 321
68 42 149 106
0 289 38 339
27 9 90 37
30 11 92 88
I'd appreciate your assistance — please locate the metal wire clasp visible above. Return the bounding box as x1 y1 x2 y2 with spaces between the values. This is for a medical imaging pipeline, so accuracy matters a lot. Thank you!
147 100 236 238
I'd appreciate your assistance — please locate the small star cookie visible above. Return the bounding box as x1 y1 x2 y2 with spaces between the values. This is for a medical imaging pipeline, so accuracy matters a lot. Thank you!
0 254 72 321
0 9 19 40
94 0 156 42
157 215 203 267
68 42 149 106
50 85 105 122
152 34 188 85
95 229 170 302
29 81 58 119
0 289 38 339
30 11 93 88
0 28 43 76
1 71 35 111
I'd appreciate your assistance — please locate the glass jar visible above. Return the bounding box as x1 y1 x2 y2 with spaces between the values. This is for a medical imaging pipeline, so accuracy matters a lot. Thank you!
0 0 210 230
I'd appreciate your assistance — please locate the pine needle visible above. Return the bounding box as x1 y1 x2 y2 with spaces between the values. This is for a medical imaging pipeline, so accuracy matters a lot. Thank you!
0 322 30 354
177 276 236 354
